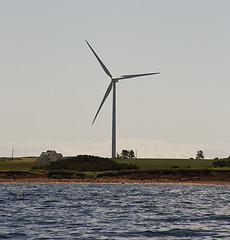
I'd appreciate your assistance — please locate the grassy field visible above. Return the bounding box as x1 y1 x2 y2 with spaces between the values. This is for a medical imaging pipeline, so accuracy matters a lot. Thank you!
0 157 38 171
115 158 215 170
0 157 217 172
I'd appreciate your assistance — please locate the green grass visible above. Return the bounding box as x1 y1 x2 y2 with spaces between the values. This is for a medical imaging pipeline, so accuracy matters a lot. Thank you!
0 157 38 171
114 158 215 170
0 156 222 172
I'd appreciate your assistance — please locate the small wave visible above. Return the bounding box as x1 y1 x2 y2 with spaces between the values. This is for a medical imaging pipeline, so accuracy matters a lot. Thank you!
0 233 27 239
129 228 213 238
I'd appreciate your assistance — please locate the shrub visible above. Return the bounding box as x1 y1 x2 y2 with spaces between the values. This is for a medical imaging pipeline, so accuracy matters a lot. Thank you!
36 155 139 172
212 158 230 168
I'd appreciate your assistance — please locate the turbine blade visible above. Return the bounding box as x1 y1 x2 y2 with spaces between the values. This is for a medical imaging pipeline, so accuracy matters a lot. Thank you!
86 40 113 78
92 81 113 124
119 72 160 80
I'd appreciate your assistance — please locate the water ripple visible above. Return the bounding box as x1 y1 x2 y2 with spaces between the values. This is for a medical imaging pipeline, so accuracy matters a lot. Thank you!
0 183 229 239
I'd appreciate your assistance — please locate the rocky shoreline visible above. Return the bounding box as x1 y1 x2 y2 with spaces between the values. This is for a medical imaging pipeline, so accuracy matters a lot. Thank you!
0 170 230 185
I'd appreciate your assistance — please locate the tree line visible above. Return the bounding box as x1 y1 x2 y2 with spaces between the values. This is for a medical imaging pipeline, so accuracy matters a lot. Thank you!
117 149 135 159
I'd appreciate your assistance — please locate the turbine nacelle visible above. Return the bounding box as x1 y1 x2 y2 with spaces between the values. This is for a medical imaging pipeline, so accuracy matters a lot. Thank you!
112 78 119 82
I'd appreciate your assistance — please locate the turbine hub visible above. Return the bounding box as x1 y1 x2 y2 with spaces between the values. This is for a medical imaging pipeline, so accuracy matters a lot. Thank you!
112 78 119 82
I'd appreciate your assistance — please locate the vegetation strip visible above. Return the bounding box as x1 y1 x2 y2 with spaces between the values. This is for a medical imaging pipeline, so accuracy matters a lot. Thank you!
0 155 230 183
0 169 230 184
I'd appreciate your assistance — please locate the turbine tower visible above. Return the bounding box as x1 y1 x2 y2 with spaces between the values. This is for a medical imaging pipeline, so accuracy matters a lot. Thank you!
86 41 159 158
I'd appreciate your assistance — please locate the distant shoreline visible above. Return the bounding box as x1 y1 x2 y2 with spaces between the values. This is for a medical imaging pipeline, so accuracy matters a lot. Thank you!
1 179 230 185
0 170 230 185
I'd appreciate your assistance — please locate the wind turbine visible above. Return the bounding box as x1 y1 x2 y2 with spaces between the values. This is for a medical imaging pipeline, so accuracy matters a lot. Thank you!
86 41 159 158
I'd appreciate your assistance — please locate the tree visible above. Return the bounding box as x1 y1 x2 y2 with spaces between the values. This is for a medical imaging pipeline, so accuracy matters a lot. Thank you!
121 149 135 159
196 150 204 159
129 150 135 159
121 149 129 159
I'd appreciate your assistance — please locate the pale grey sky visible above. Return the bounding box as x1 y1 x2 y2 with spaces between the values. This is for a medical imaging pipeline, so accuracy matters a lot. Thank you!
0 0 230 158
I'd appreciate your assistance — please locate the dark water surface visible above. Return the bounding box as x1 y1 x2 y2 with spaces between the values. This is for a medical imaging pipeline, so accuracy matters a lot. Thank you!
0 183 229 239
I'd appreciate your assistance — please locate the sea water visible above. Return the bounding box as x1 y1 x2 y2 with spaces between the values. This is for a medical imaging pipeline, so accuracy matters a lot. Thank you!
0 183 229 239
